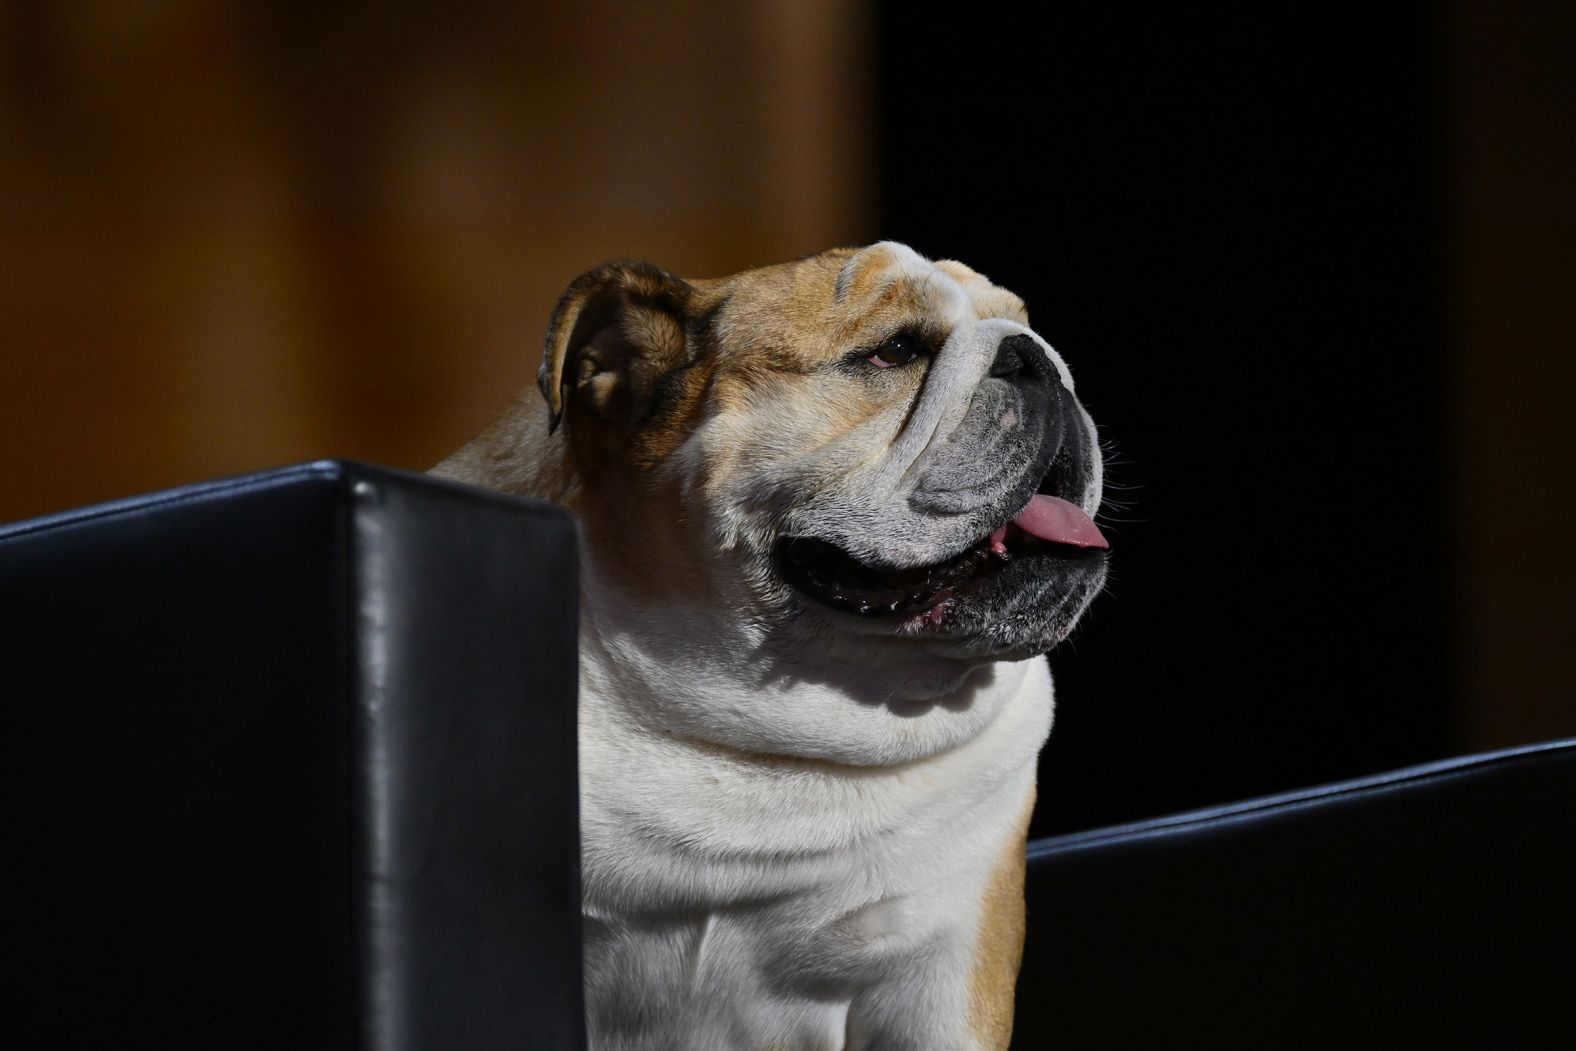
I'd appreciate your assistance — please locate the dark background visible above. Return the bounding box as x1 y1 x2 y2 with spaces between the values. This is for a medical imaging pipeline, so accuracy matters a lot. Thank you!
877 4 1574 837
877 5 1458 837
3 2 1572 837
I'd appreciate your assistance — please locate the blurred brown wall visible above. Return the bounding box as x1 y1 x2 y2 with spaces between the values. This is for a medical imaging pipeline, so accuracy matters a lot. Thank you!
1446 0 1576 747
0 0 870 522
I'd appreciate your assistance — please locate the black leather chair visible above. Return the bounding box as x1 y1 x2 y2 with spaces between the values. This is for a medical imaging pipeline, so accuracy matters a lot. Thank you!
5 463 1572 1049
1016 738 1576 1048
4 462 583 1049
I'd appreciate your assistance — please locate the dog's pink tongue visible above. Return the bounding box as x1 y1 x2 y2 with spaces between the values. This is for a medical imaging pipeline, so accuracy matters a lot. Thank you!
1013 494 1108 549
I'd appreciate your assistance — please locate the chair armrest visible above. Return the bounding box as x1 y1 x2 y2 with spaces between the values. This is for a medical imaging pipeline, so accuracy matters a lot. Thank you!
3 461 584 1050
1016 739 1576 1048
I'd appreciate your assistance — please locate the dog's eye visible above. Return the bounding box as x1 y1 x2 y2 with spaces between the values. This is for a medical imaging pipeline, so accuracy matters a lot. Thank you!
866 336 923 369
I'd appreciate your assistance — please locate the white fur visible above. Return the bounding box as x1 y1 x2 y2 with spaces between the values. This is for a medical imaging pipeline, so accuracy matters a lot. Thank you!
579 588 1052 1050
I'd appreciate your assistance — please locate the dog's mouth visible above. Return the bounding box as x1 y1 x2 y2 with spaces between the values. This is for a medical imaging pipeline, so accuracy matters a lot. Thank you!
775 493 1107 620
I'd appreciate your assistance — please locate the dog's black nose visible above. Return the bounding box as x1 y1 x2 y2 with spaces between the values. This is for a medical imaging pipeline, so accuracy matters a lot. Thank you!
990 334 1054 384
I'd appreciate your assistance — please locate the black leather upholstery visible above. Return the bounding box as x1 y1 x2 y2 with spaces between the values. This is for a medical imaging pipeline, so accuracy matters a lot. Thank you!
3 462 584 1050
1014 738 1576 1049
7 461 1572 1049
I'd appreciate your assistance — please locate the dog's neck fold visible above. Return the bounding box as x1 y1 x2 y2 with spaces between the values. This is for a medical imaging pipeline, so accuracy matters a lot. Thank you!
575 555 1034 768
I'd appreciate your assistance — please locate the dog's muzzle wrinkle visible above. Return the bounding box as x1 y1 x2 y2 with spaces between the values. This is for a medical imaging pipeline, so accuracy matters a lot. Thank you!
907 340 1066 520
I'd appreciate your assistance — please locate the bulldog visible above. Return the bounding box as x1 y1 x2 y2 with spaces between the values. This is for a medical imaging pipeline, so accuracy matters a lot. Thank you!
433 242 1108 1050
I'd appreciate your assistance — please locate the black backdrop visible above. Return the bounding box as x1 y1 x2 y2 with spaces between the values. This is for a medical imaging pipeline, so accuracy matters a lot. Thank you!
876 5 1453 838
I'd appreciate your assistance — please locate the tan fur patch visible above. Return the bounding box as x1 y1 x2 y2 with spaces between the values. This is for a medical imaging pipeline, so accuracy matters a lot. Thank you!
967 791 1034 1050
936 259 1030 325
565 369 722 609
430 396 573 501
439 244 1038 610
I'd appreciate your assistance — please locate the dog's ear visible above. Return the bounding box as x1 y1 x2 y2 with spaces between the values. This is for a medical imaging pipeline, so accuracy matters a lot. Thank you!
538 261 694 435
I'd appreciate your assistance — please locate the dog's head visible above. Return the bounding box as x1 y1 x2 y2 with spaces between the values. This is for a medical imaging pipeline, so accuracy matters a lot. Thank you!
539 242 1107 668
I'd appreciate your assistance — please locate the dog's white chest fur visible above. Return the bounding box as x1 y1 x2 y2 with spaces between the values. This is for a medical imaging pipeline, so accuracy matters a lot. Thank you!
579 645 1053 1051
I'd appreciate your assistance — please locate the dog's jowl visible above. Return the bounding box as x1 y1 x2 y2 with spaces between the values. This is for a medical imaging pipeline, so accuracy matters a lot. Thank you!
435 242 1108 1051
